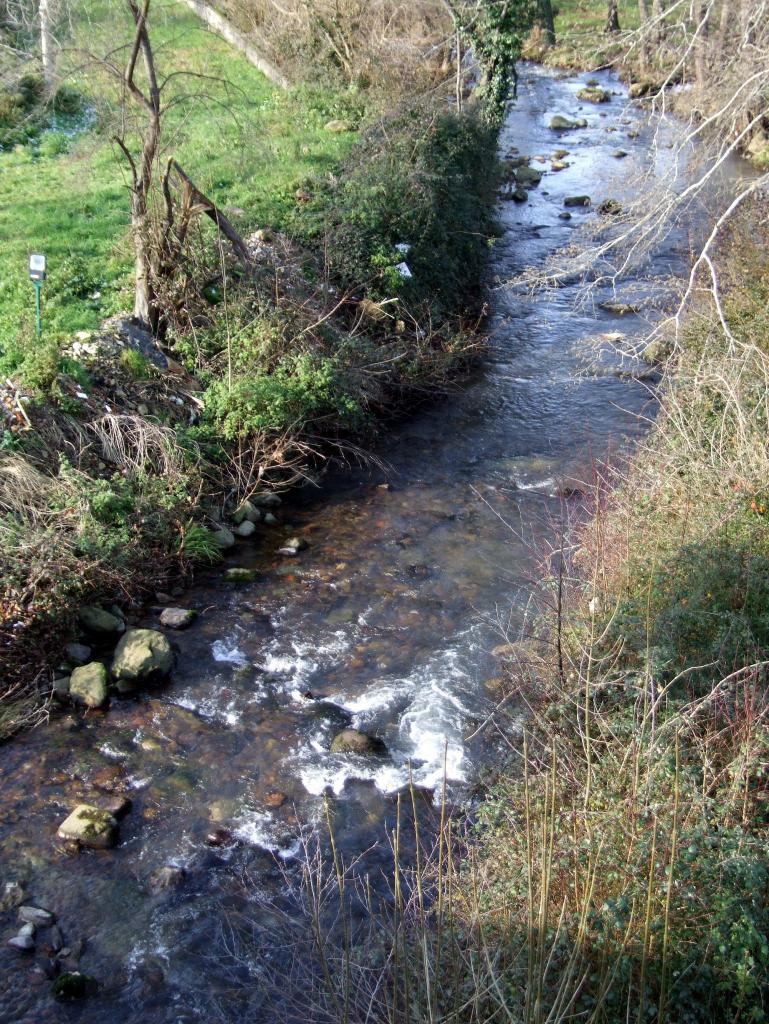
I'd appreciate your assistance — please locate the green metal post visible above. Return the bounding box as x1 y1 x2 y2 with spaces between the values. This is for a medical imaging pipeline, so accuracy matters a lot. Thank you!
33 280 42 338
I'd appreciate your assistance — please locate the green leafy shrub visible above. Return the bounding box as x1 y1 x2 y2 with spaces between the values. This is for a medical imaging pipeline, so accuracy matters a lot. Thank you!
291 101 500 317
0 73 45 147
38 130 70 157
205 350 365 439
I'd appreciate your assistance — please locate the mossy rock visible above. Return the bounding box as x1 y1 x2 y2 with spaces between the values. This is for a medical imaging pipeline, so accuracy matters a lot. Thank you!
330 729 387 755
550 115 588 131
564 195 591 207
225 567 258 583
78 605 124 635
577 86 610 103
57 805 117 848
112 629 174 683
515 164 542 187
52 971 93 1001
70 663 108 709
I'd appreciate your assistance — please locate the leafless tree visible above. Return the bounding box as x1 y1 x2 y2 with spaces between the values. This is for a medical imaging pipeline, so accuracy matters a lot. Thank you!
109 0 249 334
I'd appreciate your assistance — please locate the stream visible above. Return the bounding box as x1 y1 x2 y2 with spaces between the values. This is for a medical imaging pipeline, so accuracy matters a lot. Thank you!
0 64 735 1023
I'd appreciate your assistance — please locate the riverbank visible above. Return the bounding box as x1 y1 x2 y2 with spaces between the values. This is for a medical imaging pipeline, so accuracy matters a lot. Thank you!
399 207 769 1022
0 4 508 735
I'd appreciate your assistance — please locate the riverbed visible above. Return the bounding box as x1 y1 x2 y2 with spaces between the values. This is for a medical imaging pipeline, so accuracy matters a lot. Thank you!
0 64 709 1023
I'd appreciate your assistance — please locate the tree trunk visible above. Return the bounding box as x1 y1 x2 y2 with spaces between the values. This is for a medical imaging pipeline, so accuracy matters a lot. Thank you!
717 0 730 56
39 0 55 91
605 0 620 33
638 0 650 69
540 0 556 46
693 1 710 89
177 0 289 88
652 0 666 44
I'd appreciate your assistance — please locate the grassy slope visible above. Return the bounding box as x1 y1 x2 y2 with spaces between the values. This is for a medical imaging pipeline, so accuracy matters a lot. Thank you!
526 0 640 67
0 0 356 356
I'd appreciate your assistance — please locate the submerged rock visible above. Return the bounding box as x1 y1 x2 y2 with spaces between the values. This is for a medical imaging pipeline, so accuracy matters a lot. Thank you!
7 924 35 951
69 663 108 709
600 301 640 315
225 567 258 583
112 629 174 684
235 520 256 538
51 972 92 1002
159 607 197 630
148 865 186 893
78 606 124 635
53 676 71 702
330 729 387 755
57 805 118 849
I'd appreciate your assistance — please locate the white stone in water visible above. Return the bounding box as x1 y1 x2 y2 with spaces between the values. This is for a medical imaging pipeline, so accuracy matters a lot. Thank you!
159 607 197 630
18 906 54 927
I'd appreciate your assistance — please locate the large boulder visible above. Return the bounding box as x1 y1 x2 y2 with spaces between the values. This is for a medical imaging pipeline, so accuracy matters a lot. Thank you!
57 805 117 848
69 663 108 709
112 629 174 684
515 164 542 187
330 729 387 755
550 115 588 131
577 86 610 103
78 605 124 635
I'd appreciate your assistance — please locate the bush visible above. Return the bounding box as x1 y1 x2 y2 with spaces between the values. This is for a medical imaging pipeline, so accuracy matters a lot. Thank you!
205 350 365 440
0 73 45 147
38 130 70 157
292 101 500 317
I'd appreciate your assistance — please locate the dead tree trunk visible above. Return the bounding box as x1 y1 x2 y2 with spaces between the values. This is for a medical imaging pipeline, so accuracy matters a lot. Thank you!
177 0 289 88
605 0 620 33
115 0 163 332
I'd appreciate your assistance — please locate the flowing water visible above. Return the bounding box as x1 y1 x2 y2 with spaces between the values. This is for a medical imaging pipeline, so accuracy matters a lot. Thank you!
0 65 736 1023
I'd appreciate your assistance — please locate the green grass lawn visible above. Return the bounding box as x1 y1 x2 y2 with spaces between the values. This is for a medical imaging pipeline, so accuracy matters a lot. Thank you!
0 0 358 363
529 0 641 67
